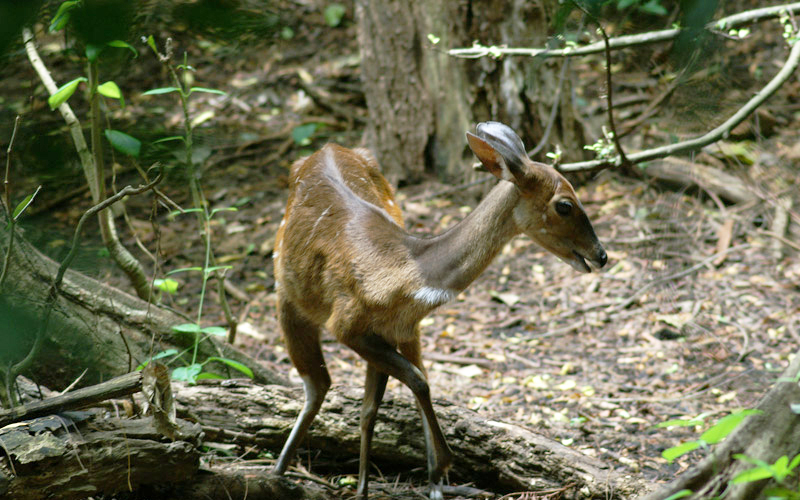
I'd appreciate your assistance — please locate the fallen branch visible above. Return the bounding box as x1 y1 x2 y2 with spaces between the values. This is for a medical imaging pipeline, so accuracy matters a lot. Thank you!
0 371 143 428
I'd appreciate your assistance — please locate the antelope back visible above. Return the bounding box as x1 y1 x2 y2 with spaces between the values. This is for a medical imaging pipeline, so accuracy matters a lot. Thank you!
274 144 423 329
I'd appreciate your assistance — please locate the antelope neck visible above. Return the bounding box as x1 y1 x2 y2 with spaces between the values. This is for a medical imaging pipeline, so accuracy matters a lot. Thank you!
407 181 521 293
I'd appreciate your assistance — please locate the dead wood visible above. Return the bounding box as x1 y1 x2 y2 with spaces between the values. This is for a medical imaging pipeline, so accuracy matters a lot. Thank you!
0 371 143 428
176 380 651 499
0 219 286 393
0 414 202 500
639 353 800 500
641 158 755 204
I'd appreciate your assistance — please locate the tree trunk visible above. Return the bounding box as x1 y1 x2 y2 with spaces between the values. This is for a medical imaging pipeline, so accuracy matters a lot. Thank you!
0 219 285 397
356 0 588 183
640 354 800 500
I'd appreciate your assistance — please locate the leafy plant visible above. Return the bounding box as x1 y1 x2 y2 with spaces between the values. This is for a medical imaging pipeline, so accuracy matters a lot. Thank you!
583 126 617 161
142 38 247 383
659 409 762 463
730 454 800 499
43 0 150 299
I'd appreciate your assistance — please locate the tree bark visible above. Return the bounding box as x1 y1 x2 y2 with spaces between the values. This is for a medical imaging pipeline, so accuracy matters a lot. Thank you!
0 414 203 500
640 353 800 500
177 380 650 499
356 0 588 183
0 220 286 396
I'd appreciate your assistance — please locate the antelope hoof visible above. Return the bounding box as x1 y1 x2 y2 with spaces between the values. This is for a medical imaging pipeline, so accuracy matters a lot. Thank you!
429 479 444 500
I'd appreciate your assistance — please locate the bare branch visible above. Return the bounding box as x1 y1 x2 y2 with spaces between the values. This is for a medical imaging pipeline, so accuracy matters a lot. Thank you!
559 37 800 172
448 3 800 59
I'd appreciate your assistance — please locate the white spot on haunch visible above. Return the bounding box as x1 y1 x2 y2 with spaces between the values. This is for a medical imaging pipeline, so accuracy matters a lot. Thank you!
387 199 395 207
279 218 285 227
413 287 455 306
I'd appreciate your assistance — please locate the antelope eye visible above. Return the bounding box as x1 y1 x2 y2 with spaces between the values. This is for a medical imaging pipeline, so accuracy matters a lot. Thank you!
555 199 573 216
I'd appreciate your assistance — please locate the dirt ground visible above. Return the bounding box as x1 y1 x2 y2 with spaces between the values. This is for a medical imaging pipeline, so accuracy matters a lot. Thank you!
3 2 800 497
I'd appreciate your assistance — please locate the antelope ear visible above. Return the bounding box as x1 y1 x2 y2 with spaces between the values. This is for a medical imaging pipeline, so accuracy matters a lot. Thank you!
466 132 514 182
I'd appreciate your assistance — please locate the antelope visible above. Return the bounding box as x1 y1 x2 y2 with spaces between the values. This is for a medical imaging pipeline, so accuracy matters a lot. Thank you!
271 122 607 499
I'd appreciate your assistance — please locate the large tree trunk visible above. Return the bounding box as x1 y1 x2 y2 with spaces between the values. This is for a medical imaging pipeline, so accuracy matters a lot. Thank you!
0 219 285 397
356 0 588 183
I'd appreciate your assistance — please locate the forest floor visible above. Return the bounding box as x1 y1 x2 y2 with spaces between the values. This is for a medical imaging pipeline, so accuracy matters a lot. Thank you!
3 2 800 498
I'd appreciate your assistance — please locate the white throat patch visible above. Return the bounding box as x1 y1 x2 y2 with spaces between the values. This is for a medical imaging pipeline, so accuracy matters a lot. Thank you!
412 287 455 306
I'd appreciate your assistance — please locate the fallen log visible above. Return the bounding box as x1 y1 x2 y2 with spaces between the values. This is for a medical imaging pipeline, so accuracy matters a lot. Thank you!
0 215 286 395
176 380 651 499
0 371 143 428
0 414 202 500
642 158 754 204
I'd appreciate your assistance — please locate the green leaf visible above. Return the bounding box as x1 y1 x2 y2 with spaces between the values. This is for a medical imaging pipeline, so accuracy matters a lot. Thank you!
206 357 254 378
188 87 227 96
292 123 317 145
153 278 179 294
662 441 702 462
48 77 87 110
209 207 238 217
146 35 158 53
640 0 667 15
136 348 178 370
85 43 103 61
97 81 121 99
167 266 204 275
196 372 225 380
104 129 141 157
12 186 42 221
324 3 346 27
656 418 704 428
153 136 186 144
201 326 227 336
663 490 693 500
616 0 637 8
700 410 762 445
280 26 294 40
49 0 80 32
143 87 182 95
172 363 202 383
731 466 774 484
107 39 137 57
172 323 202 334
204 265 233 275
787 453 800 472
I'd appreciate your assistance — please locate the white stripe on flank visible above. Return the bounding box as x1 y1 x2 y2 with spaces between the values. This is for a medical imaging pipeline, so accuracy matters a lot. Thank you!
413 287 455 306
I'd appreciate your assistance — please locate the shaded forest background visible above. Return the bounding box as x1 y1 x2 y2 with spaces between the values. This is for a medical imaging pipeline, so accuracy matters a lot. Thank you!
0 0 799 498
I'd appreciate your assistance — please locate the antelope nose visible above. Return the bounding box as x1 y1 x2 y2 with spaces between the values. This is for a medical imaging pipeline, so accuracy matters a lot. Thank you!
597 248 608 267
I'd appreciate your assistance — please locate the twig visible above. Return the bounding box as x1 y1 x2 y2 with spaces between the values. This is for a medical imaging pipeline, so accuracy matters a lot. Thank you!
0 116 22 289
608 244 751 313
572 2 629 167
528 57 570 158
559 36 800 172
448 3 800 59
55 172 163 289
